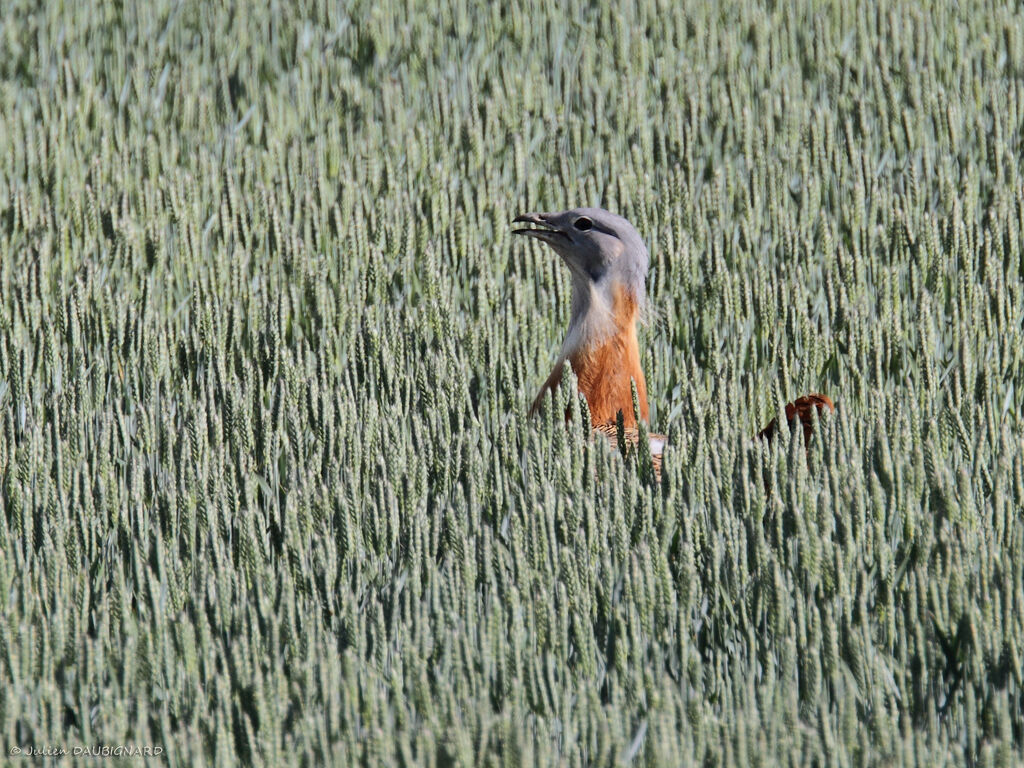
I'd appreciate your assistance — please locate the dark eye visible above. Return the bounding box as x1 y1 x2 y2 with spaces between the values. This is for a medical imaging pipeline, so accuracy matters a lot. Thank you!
573 217 592 231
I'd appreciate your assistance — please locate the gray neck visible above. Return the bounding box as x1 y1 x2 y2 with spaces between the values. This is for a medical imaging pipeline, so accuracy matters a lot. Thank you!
559 274 617 358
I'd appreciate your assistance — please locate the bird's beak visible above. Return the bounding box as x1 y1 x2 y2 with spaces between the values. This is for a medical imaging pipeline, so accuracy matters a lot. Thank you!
512 212 569 244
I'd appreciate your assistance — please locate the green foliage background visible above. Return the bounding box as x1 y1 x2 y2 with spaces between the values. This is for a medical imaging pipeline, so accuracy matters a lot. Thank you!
2 0 1023 765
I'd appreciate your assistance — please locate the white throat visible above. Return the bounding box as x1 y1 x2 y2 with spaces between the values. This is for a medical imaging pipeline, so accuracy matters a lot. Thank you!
558 277 616 358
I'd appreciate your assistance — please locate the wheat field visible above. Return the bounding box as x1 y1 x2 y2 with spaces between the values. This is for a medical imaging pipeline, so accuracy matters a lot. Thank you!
1 0 1023 765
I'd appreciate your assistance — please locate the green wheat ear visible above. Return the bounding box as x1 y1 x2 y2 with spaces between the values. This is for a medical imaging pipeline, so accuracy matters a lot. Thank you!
623 376 651 480
616 407 627 459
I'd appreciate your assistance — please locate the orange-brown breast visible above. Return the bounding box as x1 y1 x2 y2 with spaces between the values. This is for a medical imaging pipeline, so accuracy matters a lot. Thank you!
532 283 649 428
569 326 648 427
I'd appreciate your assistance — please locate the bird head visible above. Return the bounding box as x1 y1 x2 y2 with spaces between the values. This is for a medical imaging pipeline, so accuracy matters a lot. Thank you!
512 208 649 312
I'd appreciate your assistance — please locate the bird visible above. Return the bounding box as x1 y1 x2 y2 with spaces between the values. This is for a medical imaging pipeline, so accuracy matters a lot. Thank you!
755 393 835 446
512 206 833 479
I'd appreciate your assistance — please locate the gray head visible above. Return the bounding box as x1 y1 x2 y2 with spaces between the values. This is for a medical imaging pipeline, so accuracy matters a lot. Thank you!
512 207 649 308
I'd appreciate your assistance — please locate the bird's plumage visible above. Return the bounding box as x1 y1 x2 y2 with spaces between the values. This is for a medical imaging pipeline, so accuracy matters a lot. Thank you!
515 208 667 473
514 206 833 480
756 393 835 444
530 281 648 426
